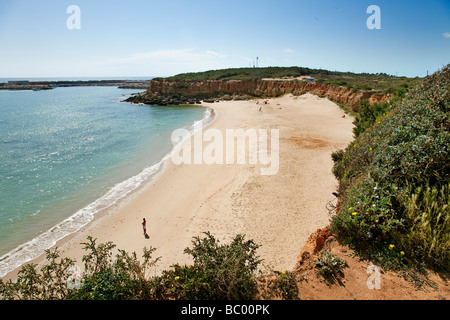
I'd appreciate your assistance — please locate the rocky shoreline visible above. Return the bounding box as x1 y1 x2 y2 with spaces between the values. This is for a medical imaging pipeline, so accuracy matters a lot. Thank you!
124 91 203 106
0 80 151 91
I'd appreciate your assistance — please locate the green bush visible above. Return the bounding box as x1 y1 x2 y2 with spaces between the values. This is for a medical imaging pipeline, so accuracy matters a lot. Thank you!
0 249 75 300
331 65 450 271
66 236 159 300
330 178 403 249
353 100 392 138
313 252 348 284
259 270 300 300
153 232 262 300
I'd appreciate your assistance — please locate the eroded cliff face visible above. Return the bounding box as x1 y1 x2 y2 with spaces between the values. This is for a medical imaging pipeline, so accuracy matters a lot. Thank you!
126 79 389 111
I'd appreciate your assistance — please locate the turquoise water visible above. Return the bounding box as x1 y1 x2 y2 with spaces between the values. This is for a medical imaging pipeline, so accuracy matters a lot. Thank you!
0 86 209 276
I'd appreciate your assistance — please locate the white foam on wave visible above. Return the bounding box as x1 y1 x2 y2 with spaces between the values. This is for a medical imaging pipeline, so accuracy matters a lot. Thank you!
0 106 214 278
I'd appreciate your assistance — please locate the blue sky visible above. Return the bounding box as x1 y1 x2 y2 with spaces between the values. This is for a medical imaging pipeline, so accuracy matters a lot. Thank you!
0 0 449 78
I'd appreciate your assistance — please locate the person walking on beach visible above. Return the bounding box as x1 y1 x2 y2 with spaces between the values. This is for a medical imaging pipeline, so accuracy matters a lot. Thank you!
142 218 148 238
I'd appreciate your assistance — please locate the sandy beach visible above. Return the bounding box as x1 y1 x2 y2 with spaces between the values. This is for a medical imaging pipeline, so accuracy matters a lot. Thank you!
3 93 354 279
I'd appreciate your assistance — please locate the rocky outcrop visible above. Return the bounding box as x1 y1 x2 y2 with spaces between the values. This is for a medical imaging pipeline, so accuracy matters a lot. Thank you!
125 91 202 106
125 79 389 111
295 226 332 269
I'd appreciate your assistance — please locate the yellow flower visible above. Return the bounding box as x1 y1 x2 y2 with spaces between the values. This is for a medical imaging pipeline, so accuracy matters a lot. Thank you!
175 276 180 280
348 207 352 211
352 212 357 216
400 251 405 255
389 244 395 249
369 147 372 151
281 271 286 275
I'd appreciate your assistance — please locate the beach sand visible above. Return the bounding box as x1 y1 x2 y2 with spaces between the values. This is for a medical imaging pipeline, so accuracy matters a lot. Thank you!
3 93 354 279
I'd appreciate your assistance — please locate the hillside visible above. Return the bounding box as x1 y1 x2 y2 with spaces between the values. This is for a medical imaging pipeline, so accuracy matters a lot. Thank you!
165 66 422 93
127 66 422 112
330 65 449 272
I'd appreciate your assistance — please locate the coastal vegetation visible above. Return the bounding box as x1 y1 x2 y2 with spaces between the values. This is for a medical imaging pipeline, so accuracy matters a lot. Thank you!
165 66 422 94
330 65 449 274
313 252 348 285
0 233 298 300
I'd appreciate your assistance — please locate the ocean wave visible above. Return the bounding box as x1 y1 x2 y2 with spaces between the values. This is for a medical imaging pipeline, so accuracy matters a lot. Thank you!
0 106 214 278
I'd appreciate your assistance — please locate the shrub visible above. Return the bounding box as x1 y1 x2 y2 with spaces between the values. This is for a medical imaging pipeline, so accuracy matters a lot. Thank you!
153 232 262 300
313 252 347 284
261 271 300 300
151 264 212 300
0 249 75 300
66 236 159 300
330 177 403 250
353 100 392 138
257 270 300 300
330 65 450 271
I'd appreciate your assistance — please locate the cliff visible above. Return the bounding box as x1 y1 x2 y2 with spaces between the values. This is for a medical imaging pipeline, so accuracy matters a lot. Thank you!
125 78 389 111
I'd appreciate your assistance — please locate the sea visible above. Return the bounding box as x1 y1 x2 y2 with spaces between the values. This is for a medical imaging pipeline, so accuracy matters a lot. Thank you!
0 84 211 277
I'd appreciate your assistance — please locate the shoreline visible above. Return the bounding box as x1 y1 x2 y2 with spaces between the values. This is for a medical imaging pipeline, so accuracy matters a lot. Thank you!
0 104 214 279
2 93 354 281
